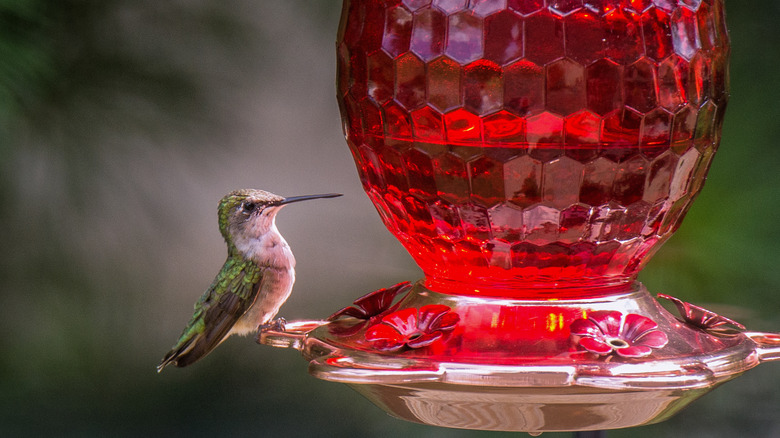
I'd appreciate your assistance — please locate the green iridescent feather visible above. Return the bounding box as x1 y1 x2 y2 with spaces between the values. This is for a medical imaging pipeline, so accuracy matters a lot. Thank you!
158 255 262 370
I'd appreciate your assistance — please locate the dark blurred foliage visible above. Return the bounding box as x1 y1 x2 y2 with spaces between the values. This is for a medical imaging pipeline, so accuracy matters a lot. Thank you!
0 1 778 437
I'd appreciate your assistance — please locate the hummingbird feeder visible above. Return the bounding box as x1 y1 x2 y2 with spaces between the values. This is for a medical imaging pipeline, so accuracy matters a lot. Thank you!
260 0 780 433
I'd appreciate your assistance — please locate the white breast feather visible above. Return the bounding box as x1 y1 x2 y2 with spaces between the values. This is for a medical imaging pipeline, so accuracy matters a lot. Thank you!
230 220 296 335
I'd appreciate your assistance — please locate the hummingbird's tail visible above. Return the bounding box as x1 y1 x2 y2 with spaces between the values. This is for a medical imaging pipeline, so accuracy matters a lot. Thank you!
157 352 178 372
157 331 221 372
157 322 233 372
157 340 199 372
157 336 199 372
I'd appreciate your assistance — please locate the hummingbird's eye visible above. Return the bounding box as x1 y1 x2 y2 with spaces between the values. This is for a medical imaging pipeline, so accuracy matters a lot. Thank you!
243 202 256 213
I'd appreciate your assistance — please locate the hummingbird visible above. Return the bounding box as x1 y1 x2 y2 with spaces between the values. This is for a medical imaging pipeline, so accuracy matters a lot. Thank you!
158 189 341 371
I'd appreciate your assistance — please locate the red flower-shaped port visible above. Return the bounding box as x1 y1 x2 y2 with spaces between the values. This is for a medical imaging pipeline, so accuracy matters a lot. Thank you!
571 310 668 358
365 305 460 352
658 293 745 332
327 282 412 337
328 282 412 321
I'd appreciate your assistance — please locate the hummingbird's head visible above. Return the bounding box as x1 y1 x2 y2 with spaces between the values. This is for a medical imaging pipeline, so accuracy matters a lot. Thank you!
217 189 341 252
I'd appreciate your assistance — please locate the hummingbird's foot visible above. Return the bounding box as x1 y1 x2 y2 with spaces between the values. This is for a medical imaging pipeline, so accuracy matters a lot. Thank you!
259 317 287 333
257 318 287 344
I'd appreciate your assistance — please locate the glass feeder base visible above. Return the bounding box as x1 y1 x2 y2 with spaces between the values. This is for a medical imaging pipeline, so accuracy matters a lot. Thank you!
259 282 780 433
349 381 712 432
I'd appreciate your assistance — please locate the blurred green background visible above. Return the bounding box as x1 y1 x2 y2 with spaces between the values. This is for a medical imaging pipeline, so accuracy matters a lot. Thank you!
1 1 778 436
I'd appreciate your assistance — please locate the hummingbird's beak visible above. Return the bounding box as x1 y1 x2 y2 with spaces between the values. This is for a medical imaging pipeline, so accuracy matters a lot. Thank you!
278 193 342 206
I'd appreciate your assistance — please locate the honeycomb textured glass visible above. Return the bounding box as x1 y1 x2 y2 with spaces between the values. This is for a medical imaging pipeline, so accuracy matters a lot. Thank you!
337 0 729 297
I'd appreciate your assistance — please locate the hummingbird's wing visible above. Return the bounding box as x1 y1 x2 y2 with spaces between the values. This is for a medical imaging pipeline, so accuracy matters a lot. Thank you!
157 257 262 371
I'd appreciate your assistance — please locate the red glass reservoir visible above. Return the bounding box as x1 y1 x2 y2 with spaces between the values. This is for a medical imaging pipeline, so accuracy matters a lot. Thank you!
337 0 729 298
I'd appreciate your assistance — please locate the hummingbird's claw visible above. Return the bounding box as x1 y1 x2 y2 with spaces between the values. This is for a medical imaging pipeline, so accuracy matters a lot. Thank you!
259 317 287 333
257 318 287 344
